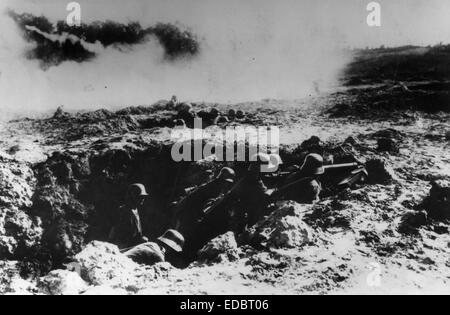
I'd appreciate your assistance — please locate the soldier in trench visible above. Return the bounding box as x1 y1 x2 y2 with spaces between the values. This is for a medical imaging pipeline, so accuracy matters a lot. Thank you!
123 229 185 266
108 183 150 250
187 154 278 241
227 153 273 231
173 167 236 262
108 183 185 266
273 153 323 204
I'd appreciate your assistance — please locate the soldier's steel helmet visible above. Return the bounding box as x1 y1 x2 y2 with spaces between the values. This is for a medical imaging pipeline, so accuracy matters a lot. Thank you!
209 108 220 117
174 119 186 127
158 230 185 253
300 153 325 175
215 116 230 124
217 167 236 183
128 183 149 197
236 110 246 119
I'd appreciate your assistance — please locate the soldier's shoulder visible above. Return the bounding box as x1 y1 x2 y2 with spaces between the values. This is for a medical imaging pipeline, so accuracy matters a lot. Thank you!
142 241 160 251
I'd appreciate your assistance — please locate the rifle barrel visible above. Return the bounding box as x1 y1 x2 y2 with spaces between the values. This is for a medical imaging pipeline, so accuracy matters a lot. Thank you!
323 163 359 170
202 177 245 216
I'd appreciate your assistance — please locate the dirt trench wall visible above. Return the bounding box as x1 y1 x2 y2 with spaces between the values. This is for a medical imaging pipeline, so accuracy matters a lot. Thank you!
25 138 246 270
0 155 42 262
28 140 187 268
0 136 231 272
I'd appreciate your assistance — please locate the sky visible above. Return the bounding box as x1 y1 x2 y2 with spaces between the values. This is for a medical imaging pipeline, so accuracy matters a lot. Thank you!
0 0 449 116
5 0 450 47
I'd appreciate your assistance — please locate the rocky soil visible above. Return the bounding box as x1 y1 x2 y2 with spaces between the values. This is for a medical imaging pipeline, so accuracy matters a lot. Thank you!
1 47 449 295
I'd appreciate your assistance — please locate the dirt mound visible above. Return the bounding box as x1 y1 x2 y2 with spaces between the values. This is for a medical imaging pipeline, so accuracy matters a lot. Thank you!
365 158 397 184
7 241 177 295
0 156 35 209
248 201 314 249
328 83 450 119
38 269 87 295
73 241 159 288
197 232 241 264
343 46 450 85
71 241 175 293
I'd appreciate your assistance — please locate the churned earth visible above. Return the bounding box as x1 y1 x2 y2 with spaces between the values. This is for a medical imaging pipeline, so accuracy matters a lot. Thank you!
0 46 450 295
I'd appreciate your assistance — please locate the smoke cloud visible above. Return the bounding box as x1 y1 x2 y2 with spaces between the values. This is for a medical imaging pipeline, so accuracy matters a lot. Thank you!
0 1 350 118
9 11 200 67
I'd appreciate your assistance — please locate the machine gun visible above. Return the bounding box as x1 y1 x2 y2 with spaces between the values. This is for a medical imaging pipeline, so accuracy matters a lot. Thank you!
271 162 360 179
336 167 368 187
269 162 367 201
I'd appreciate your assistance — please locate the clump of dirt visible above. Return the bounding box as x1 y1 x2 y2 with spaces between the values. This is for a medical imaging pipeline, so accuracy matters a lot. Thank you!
72 241 171 289
303 199 353 230
0 155 36 209
37 269 88 295
398 210 428 234
0 154 42 261
197 232 241 264
14 241 177 295
421 180 450 221
365 158 396 184
247 201 315 249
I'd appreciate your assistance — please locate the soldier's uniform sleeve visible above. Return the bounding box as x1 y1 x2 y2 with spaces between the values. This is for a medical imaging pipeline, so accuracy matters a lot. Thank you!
111 206 142 249
257 179 268 194
175 181 217 235
110 206 126 243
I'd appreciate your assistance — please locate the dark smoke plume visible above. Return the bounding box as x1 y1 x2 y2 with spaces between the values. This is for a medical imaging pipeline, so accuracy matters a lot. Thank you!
8 11 200 68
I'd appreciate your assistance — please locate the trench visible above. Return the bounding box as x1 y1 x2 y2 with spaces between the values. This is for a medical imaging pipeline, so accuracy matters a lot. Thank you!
17 134 359 275
20 139 254 272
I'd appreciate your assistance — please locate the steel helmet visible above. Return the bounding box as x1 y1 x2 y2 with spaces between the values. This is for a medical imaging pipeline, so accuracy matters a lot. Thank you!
128 183 149 197
236 110 246 119
158 230 185 253
215 116 230 124
300 154 325 175
174 119 186 127
217 167 236 183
